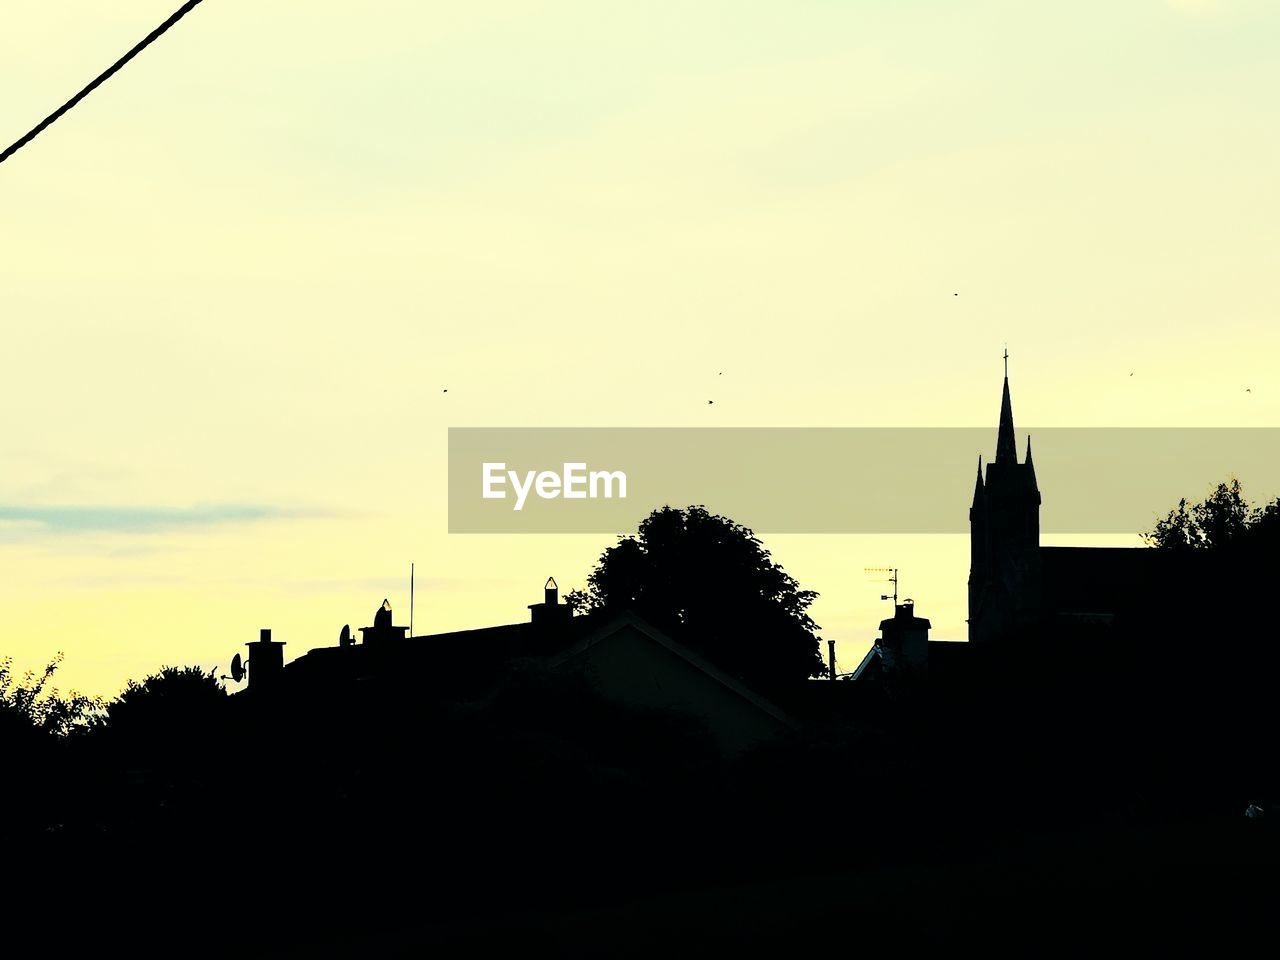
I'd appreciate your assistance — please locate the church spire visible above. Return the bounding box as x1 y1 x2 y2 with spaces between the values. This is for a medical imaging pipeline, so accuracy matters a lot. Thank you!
995 349 1017 464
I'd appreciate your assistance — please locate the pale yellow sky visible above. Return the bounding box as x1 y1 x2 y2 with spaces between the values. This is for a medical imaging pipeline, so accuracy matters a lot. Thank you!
2 1 1278 696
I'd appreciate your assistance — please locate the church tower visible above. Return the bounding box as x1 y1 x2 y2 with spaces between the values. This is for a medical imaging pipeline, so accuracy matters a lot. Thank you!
968 354 1042 643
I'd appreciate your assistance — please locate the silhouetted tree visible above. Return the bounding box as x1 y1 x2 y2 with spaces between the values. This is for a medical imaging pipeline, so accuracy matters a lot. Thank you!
104 664 226 730
0 654 99 836
99 665 228 761
1132 478 1280 811
568 505 825 686
0 653 100 738
74 666 233 841
1144 477 1280 550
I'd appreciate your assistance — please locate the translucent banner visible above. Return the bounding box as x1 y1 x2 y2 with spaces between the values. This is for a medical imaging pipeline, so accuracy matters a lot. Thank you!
447 428 1280 534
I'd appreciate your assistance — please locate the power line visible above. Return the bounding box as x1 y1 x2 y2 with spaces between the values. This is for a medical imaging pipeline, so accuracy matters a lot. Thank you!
0 0 209 166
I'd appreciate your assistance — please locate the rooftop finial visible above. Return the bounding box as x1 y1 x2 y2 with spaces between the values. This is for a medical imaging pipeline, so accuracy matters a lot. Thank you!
1003 344 1009 379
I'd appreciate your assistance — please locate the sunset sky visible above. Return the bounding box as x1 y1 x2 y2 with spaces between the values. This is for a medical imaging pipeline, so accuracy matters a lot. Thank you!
3 0 1278 697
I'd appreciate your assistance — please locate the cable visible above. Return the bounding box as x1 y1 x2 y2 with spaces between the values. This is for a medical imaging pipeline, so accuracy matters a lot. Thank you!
0 0 209 166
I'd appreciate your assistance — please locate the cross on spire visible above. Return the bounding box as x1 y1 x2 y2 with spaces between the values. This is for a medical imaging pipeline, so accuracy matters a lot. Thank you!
1003 345 1009 378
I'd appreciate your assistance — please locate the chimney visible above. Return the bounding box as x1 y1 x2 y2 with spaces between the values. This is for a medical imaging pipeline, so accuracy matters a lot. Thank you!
530 575 572 628
245 627 286 691
878 599 932 674
358 599 409 646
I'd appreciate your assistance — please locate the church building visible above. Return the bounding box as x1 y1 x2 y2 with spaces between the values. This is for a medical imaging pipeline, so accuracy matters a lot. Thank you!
968 359 1167 643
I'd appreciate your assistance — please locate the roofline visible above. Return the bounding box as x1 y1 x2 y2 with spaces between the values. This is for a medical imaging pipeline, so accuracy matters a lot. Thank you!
849 644 881 681
546 611 800 729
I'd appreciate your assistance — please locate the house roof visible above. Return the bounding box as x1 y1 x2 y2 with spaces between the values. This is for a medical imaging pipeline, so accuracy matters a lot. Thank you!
849 644 882 682
282 615 598 690
546 612 800 730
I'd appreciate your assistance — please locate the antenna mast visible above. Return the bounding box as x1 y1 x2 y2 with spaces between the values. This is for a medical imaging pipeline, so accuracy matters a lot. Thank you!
865 567 899 605
410 562 415 639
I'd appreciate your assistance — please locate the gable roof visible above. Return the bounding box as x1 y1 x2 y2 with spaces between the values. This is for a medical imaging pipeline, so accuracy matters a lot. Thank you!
849 643 883 682
546 612 799 730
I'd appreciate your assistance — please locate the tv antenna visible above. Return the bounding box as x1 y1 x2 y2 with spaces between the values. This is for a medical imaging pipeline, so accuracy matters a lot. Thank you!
865 567 899 605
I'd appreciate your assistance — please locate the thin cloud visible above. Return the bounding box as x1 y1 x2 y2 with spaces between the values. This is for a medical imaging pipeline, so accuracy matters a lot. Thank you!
0 503 312 537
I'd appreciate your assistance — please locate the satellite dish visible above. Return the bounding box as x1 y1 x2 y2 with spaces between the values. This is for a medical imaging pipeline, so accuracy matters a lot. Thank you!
230 652 245 684
339 624 351 647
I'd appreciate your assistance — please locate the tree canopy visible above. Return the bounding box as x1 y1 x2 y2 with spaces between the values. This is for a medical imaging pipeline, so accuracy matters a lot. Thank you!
0 653 100 739
1145 477 1280 551
100 665 228 758
106 665 226 725
568 505 825 686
